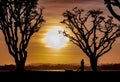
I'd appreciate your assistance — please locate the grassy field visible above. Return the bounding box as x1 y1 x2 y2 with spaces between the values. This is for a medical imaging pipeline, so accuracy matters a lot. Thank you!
1 63 120 71
0 64 120 81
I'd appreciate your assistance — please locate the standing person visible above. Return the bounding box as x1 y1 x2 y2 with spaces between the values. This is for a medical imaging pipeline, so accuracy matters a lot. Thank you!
80 59 84 71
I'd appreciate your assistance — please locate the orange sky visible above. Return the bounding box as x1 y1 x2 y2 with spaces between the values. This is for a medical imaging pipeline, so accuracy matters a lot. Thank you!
0 0 120 66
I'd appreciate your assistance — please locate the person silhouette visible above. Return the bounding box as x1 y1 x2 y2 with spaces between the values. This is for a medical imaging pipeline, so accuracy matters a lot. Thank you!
80 59 84 71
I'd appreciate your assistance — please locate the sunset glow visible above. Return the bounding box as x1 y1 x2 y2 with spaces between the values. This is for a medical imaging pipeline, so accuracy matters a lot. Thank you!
0 0 120 66
44 26 69 49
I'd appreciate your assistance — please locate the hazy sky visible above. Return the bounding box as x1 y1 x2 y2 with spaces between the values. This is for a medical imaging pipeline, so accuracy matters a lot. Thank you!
0 0 120 65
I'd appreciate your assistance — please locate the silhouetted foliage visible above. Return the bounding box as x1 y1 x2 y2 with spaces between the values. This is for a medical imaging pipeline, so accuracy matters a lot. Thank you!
61 8 120 71
104 0 120 21
0 0 44 71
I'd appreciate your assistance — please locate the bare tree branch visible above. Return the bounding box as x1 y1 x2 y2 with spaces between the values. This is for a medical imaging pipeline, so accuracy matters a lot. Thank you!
104 0 120 21
61 8 119 71
0 0 44 71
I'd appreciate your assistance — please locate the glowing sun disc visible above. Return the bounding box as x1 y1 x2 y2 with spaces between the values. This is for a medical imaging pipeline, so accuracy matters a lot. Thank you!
44 26 69 49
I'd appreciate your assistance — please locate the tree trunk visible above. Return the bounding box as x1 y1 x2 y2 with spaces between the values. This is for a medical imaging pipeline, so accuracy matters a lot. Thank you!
15 60 25 72
90 56 98 72
14 51 27 72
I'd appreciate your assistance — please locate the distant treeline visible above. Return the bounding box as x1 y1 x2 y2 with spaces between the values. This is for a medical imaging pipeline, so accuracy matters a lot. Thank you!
0 64 120 71
99 64 120 70
26 64 80 70
0 64 16 71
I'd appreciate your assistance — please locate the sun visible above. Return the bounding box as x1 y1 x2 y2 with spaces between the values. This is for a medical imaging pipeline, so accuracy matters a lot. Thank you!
44 26 69 49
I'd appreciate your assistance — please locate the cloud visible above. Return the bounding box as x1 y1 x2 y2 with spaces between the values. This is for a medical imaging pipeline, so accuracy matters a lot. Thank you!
39 0 104 4
39 0 111 30
40 0 77 4
39 0 105 10
39 0 107 18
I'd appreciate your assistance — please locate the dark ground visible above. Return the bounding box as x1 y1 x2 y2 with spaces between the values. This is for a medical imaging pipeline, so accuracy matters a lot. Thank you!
0 71 120 82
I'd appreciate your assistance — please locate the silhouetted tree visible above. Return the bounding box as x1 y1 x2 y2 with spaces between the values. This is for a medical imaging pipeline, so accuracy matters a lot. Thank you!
104 0 120 21
0 0 44 71
61 8 120 71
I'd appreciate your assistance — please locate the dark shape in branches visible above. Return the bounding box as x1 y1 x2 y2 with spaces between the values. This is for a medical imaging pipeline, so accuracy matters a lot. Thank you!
61 8 120 71
104 0 120 21
0 0 44 71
